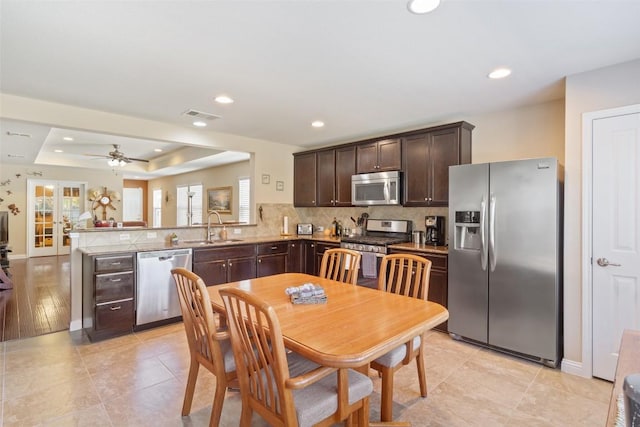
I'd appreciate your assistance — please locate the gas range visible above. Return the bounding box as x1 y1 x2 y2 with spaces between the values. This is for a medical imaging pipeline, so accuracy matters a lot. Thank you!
340 219 412 254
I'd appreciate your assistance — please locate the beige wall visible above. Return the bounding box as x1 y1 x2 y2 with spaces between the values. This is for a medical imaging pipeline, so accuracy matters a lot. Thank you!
0 94 300 206
563 58 640 366
468 99 565 165
148 160 250 226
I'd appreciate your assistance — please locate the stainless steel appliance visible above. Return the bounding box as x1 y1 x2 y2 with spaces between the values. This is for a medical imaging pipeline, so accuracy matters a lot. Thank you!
448 157 562 367
297 223 313 235
136 248 193 327
425 215 445 246
351 171 401 206
341 219 412 288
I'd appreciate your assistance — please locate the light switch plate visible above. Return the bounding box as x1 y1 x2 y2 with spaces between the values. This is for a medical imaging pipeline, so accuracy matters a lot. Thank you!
119 233 130 241
147 231 157 239
233 228 241 235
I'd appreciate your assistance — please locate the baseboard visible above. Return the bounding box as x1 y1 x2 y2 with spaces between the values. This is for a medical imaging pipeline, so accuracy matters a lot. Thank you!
7 253 27 260
69 319 83 332
561 358 590 378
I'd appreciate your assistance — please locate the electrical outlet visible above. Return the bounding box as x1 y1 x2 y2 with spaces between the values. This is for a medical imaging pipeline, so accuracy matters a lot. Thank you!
147 231 157 239
119 233 130 241
233 228 242 235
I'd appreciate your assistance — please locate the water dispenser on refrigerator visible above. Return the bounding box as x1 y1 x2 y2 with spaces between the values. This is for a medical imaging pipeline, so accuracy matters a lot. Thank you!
454 211 481 250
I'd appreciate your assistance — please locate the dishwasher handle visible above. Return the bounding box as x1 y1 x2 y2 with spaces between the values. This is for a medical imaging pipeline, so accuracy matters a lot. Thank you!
158 255 174 262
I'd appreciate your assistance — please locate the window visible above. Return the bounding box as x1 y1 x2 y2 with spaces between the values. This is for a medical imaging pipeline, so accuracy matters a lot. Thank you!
176 184 203 226
238 177 250 224
152 189 162 227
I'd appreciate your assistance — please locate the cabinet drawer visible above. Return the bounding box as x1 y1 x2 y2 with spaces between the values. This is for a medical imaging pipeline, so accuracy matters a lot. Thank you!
315 241 340 255
423 253 447 270
95 299 134 332
95 271 134 303
193 245 255 262
94 254 134 272
256 242 289 255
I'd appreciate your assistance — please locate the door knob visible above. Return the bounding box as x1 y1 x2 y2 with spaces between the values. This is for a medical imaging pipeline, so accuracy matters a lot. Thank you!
597 258 621 267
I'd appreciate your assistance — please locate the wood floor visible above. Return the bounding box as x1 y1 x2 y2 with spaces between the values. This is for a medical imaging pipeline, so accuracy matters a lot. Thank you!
0 255 70 341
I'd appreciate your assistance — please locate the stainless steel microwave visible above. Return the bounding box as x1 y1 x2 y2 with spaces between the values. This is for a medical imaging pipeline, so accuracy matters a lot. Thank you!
351 171 401 206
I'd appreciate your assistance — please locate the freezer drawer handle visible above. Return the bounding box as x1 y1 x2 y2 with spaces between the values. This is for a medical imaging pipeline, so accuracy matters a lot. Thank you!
596 258 621 267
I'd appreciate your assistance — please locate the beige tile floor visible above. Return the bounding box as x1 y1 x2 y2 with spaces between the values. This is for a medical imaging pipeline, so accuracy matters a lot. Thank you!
0 324 612 426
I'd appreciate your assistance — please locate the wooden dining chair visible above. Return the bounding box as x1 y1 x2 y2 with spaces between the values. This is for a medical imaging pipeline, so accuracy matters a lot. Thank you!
319 248 362 285
370 253 432 422
171 268 237 427
220 286 373 427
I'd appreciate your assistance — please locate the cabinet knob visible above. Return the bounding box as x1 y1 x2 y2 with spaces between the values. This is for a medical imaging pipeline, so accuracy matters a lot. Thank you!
229 262 233 267
222 263 226 268
258 259 262 263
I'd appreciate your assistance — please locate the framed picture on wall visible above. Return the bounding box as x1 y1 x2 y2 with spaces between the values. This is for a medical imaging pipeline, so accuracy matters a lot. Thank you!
207 186 232 213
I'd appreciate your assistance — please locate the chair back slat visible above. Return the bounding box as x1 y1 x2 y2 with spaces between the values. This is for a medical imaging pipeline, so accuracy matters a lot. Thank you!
221 287 297 425
172 269 224 367
378 254 432 300
319 248 362 285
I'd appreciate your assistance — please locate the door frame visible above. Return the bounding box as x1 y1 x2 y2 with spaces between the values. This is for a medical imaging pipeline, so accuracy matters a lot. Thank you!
580 103 640 378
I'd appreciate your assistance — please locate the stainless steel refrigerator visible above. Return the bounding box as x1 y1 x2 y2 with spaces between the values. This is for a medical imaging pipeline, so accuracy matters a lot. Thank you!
448 157 562 367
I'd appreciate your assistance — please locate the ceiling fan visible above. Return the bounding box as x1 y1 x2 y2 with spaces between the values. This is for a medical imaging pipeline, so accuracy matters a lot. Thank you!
84 144 149 167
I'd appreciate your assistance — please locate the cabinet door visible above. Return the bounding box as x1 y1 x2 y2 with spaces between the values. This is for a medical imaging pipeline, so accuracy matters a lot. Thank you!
228 257 257 282
287 241 304 273
294 152 317 206
334 146 356 206
377 139 401 171
193 260 228 286
402 134 430 206
428 269 448 332
304 241 317 274
316 150 336 206
429 127 460 206
356 141 379 173
257 254 287 277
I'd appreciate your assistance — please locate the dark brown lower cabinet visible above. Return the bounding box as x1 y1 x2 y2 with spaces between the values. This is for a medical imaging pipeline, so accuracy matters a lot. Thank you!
82 252 135 341
257 242 288 277
313 241 340 276
193 245 257 286
389 249 448 332
287 241 305 273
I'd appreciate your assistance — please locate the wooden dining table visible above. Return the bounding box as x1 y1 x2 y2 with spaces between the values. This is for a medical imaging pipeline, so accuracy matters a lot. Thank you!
207 272 449 425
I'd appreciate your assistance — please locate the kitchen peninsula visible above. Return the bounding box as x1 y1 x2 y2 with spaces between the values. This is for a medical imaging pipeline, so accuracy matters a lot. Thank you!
69 223 449 339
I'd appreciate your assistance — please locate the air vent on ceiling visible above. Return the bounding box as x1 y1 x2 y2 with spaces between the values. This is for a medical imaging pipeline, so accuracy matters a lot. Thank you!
182 109 221 121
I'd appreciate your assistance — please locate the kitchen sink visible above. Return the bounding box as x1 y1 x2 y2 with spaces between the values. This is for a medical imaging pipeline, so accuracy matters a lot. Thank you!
184 239 243 245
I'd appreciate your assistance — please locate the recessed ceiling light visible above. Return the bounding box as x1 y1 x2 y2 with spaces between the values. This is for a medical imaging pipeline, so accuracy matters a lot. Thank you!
214 95 234 104
54 149 63 153
193 121 207 127
63 136 74 141
154 148 163 152
407 0 440 14
311 121 325 128
488 68 512 79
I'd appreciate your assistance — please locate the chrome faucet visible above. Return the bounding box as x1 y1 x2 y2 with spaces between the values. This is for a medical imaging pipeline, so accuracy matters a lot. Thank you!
207 210 223 240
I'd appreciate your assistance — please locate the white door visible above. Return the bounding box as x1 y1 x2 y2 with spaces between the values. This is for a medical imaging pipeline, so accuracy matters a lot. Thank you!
123 187 143 221
592 111 640 380
28 180 85 257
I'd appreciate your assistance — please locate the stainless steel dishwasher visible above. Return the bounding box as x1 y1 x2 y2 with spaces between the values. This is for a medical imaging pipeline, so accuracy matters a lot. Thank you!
136 248 192 327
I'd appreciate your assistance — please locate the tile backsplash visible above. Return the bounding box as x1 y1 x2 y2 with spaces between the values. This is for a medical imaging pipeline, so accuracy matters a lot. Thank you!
256 203 449 243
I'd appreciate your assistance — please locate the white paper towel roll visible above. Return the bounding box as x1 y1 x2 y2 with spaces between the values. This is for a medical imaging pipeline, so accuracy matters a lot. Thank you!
283 216 289 234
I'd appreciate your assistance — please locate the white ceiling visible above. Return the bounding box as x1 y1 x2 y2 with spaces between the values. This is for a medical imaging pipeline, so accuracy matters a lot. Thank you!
1 0 640 177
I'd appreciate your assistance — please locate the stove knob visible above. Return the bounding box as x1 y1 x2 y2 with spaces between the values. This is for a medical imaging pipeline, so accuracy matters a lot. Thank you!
357 244 364 252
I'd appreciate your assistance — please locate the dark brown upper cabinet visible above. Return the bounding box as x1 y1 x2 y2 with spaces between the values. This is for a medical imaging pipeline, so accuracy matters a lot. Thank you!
293 152 317 207
356 138 401 173
317 146 356 207
403 122 473 207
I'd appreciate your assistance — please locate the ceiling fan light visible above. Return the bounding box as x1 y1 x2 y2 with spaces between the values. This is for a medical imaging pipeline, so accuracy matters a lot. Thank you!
107 158 118 167
119 159 127 167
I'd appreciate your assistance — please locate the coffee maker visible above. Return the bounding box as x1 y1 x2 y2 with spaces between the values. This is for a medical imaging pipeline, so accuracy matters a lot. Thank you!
425 216 445 246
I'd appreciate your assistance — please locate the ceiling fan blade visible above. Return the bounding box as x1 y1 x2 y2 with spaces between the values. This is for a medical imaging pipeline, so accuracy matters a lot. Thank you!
82 153 111 159
126 157 150 163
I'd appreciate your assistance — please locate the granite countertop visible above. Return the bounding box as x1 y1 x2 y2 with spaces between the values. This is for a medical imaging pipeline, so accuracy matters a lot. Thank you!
78 234 341 255
388 242 449 255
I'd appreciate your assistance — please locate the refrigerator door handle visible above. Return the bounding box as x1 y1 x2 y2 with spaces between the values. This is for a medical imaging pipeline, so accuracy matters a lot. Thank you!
489 193 497 271
480 196 488 271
